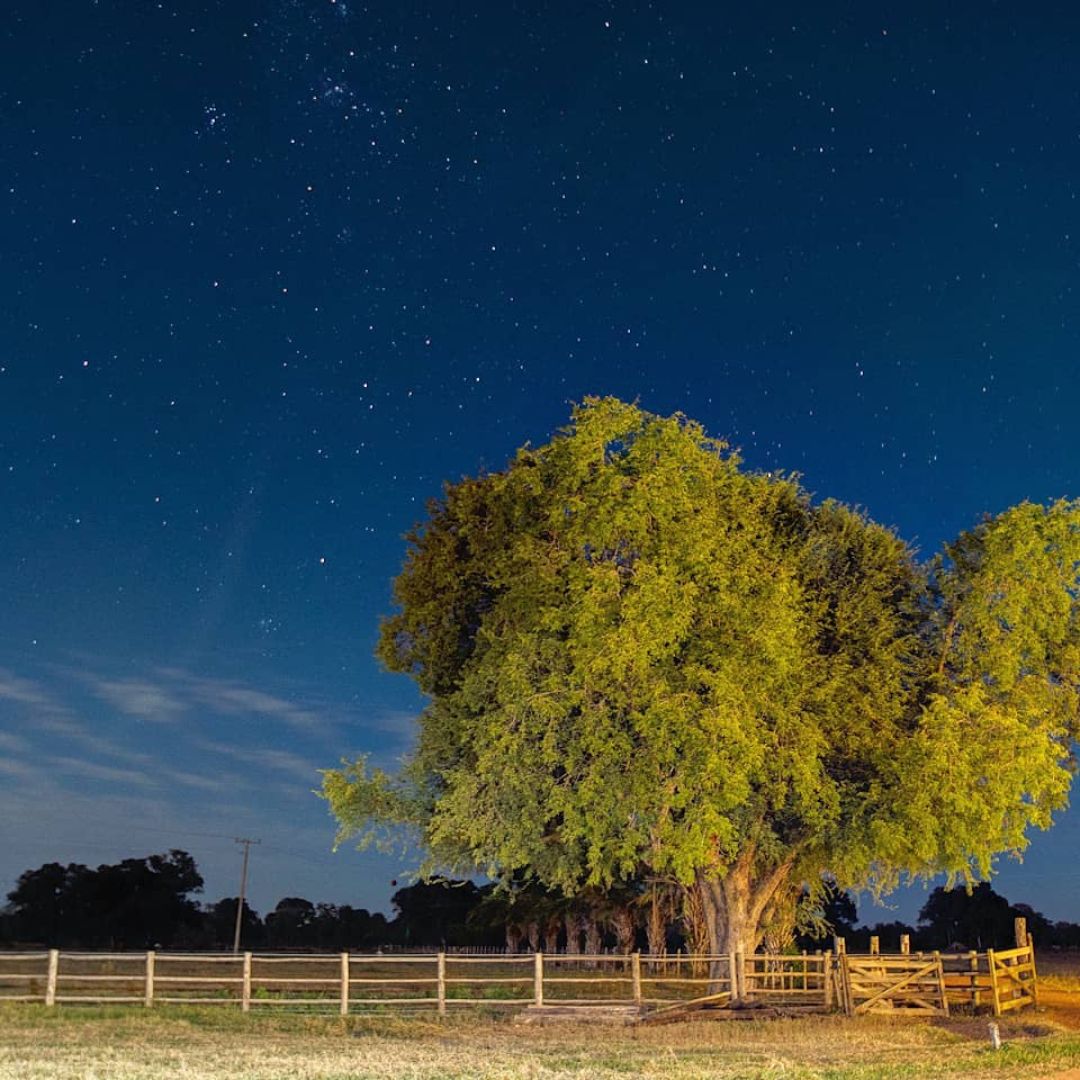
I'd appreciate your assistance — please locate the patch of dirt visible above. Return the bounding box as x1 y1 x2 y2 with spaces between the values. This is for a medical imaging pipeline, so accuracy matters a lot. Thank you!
1039 990 1080 1031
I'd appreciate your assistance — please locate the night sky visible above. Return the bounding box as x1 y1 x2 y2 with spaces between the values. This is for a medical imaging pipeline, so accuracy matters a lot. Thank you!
3 2 1080 925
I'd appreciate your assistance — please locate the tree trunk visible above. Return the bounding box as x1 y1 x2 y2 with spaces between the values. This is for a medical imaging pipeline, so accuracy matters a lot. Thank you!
583 915 602 961
505 922 521 953
646 885 670 961
542 914 563 954
564 913 583 955
680 883 711 977
760 887 798 955
697 851 797 1002
609 907 635 954
525 920 539 953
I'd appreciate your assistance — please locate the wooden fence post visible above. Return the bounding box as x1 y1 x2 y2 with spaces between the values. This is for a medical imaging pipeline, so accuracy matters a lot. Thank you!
987 949 1001 1016
241 951 252 1013
534 952 544 1007
932 950 949 1017
437 952 447 1017
631 951 642 1006
869 936 879 956
1015 917 1028 949
822 951 832 1010
144 951 155 1008
45 949 58 1007
899 934 910 955
340 952 349 1017
1029 937 1040 1007
968 950 979 1009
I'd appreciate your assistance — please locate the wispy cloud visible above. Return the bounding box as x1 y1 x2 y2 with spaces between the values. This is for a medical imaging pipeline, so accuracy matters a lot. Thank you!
158 767 238 794
0 668 82 736
89 678 188 723
0 757 43 783
0 669 61 711
157 668 328 733
47 756 158 789
192 737 323 785
0 731 32 755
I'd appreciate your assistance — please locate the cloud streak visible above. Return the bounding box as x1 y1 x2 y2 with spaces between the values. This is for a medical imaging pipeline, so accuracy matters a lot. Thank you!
88 677 188 723
161 669 327 732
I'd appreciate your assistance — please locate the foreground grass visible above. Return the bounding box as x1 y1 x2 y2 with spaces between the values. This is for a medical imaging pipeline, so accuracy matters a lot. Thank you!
2 1002 1080 1079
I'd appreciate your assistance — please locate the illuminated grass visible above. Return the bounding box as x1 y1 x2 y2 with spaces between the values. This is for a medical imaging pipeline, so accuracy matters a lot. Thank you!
3 1003 1080 1078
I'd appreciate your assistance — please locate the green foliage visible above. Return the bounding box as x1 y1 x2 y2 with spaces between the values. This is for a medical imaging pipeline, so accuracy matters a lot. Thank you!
324 397 1080 927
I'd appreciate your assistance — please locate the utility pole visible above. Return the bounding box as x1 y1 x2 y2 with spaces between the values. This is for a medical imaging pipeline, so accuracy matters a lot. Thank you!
232 837 261 953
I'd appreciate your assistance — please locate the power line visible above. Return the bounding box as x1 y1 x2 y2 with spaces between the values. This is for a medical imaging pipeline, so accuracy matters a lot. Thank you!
232 837 261 953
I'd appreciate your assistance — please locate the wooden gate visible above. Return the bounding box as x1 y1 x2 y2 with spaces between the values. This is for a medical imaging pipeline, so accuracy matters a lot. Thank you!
987 945 1038 1015
839 954 949 1017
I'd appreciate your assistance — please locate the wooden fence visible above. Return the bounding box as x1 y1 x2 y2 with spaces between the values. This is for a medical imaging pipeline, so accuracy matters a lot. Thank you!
0 950 805 1013
0 946 1036 1017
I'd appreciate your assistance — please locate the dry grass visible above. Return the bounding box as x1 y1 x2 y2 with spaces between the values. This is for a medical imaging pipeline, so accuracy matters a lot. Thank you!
1037 953 1080 993
3 1003 1080 1079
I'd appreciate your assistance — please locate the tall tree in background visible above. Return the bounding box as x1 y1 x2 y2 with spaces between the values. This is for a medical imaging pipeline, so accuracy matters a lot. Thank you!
6 851 203 948
324 398 1080 997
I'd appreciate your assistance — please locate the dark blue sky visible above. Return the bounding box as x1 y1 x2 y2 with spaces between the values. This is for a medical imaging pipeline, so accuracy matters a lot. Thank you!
3 1 1080 924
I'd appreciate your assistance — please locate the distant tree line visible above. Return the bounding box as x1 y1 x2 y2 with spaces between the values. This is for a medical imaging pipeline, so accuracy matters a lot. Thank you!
2 850 1077 954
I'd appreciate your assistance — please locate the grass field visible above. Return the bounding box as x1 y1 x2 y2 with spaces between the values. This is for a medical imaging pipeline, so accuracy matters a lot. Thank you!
4 1001 1080 1079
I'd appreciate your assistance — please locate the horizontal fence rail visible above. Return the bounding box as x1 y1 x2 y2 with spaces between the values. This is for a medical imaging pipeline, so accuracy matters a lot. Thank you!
0 946 1036 1017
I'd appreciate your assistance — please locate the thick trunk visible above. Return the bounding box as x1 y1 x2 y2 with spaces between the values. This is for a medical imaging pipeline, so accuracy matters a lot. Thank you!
697 852 796 1001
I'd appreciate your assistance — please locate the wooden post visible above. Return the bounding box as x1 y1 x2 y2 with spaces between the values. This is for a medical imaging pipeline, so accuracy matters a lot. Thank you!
631 951 642 1006
736 950 745 1001
340 952 350 1017
144 951 155 1008
835 951 851 1016
899 934 910 955
987 949 1001 1017
869 936 879 956
241 951 252 1012
533 952 544 1007
437 952 447 1017
1029 937 1040 1007
45 949 59 1007
932 950 949 1017
822 950 832 1010
1014 916 1028 949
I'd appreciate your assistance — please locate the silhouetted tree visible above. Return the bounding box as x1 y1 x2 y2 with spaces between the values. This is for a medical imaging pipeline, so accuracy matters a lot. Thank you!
265 897 317 948
6 862 90 945
389 881 491 947
6 852 202 948
918 883 1014 949
203 898 264 950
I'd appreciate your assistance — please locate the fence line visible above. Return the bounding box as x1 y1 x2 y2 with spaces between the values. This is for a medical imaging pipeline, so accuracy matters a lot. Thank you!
0 946 1037 1017
0 950 780 1013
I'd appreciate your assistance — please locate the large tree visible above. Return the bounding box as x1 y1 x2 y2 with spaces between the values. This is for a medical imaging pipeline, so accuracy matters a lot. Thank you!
324 398 1080 995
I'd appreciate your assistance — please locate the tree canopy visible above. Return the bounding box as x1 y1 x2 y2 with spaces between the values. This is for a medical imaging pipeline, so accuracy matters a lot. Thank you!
323 397 1080 986
5 850 204 949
